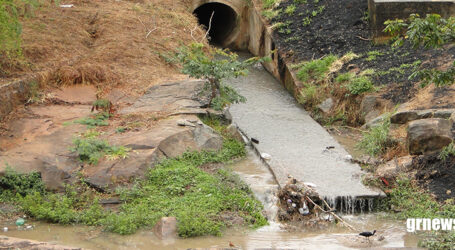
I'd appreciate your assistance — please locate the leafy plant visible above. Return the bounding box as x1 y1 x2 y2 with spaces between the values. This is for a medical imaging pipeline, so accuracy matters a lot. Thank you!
284 4 296 15
439 142 455 161
410 61 455 87
176 43 263 110
384 14 455 86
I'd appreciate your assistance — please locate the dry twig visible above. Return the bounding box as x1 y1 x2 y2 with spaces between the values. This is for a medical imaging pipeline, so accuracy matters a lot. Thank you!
305 196 358 231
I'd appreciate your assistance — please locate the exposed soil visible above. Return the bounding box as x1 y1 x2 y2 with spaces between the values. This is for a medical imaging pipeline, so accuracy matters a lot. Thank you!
1 0 205 96
271 0 455 105
411 154 455 202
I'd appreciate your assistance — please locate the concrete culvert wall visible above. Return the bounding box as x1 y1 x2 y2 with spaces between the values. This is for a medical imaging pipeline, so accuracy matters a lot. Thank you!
193 3 238 46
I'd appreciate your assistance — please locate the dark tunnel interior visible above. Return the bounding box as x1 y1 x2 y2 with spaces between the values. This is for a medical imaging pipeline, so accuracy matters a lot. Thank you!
193 3 237 45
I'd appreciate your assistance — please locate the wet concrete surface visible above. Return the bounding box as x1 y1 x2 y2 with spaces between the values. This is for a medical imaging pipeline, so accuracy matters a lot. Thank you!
228 56 383 198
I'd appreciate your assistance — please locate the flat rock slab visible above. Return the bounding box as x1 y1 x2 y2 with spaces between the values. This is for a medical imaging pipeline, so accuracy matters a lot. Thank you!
120 80 207 115
228 62 382 198
0 81 221 191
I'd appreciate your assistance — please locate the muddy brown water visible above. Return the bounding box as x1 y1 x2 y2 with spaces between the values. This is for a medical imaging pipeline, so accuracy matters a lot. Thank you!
1 149 420 249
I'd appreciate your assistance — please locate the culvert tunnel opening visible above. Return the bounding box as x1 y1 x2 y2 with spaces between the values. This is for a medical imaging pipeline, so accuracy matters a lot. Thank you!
193 3 237 46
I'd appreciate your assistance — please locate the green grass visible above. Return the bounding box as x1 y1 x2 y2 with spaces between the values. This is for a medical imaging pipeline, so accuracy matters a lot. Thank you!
365 50 384 61
297 83 318 106
387 178 455 249
356 114 393 156
336 72 376 95
17 138 266 236
346 76 376 95
3 118 267 237
262 0 278 9
296 55 338 82
69 112 110 128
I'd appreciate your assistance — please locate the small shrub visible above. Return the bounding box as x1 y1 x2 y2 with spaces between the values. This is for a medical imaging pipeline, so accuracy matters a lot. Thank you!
91 99 112 112
71 136 130 165
356 114 394 156
296 55 338 82
0 168 46 200
176 43 263 110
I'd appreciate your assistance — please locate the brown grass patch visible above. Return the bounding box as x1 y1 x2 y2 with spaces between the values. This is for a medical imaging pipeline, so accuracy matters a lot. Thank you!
51 63 118 86
1 0 207 95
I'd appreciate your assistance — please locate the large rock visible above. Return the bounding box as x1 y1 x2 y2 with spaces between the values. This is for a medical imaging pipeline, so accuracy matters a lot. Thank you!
0 124 85 191
153 217 178 239
391 110 420 124
317 98 333 114
407 118 453 155
1 81 224 191
391 109 455 124
83 116 222 191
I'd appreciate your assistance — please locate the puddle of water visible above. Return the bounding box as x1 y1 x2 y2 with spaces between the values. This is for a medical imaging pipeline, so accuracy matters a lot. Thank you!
331 133 364 159
0 213 420 250
1 148 420 249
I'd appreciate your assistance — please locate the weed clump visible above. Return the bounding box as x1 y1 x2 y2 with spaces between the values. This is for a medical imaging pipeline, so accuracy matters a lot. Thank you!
296 55 337 82
356 114 394 156
71 135 130 165
72 112 110 128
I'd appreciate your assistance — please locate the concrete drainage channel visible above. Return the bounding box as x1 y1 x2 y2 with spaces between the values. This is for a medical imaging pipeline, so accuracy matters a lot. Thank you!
190 0 386 212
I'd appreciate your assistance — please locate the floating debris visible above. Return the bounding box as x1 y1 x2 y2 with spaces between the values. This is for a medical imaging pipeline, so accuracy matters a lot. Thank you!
15 218 25 226
277 176 357 231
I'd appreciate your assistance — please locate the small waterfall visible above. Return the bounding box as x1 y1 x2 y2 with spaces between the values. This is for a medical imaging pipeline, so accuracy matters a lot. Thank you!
323 196 377 214
230 148 281 224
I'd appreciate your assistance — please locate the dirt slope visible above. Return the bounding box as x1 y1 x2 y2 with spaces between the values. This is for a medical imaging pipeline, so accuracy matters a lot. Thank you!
2 0 205 96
